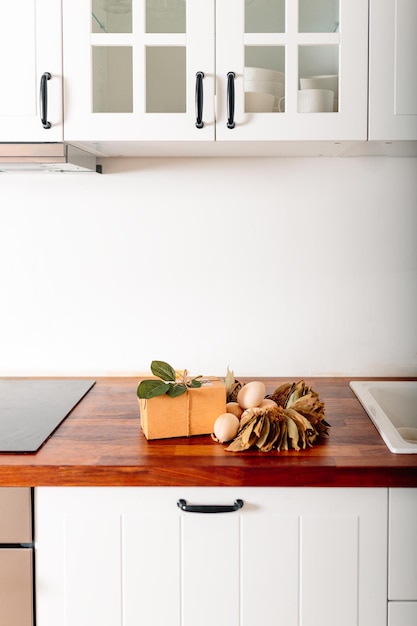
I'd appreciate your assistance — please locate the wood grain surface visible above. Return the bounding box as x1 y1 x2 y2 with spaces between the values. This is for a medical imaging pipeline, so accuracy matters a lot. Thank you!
0 377 416 487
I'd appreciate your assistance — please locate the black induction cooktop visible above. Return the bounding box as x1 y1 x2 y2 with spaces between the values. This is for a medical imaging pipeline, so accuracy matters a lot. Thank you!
0 379 95 453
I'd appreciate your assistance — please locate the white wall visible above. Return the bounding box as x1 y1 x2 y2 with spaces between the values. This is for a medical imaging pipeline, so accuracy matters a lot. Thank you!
0 156 416 378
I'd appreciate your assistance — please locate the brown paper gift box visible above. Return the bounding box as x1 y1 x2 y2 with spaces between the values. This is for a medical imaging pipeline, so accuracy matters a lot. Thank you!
138 377 226 440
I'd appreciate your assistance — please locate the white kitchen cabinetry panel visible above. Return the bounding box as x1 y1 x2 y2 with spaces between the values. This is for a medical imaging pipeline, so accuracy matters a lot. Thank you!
0 0 62 142
62 0 367 145
369 0 417 140
388 489 417 601
35 487 387 626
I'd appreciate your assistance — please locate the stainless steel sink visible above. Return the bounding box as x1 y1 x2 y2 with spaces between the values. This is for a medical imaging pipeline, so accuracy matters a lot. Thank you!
350 381 417 454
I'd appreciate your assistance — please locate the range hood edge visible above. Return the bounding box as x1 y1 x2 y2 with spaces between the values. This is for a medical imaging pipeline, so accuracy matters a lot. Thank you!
0 143 100 173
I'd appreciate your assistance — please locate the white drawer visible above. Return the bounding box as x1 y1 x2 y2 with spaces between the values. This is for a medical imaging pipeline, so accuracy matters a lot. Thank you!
388 602 417 626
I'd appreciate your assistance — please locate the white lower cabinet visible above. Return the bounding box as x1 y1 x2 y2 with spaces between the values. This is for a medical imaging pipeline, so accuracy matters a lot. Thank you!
35 487 387 626
388 489 417 626
388 603 417 626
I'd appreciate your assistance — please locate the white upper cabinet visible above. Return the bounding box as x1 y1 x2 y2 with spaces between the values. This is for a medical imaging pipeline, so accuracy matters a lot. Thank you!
369 0 417 140
216 0 368 141
0 0 62 142
62 0 368 143
62 0 215 142
3 1 416 149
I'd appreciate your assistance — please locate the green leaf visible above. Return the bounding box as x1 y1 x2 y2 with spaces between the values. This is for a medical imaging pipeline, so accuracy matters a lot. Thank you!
150 360 176 382
166 384 187 398
137 379 171 399
188 379 202 388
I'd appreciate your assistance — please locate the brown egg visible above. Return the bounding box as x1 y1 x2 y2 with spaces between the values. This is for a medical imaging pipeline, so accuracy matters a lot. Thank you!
226 401 244 419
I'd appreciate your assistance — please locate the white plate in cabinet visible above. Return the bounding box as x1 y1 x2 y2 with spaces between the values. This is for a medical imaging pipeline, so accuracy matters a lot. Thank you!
35 487 387 626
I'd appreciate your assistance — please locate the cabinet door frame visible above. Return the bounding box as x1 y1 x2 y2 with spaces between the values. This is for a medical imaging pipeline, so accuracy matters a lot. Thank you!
0 0 62 142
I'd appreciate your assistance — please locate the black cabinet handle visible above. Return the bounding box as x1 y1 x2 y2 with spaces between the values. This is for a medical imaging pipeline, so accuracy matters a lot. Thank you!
40 72 52 129
195 71 204 129
177 499 244 514
227 71 235 129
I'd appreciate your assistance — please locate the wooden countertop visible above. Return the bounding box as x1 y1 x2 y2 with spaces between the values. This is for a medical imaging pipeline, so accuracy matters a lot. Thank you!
1 377 416 488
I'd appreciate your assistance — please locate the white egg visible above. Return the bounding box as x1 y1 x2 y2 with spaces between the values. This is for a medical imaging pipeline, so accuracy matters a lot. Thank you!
237 381 266 409
213 413 240 443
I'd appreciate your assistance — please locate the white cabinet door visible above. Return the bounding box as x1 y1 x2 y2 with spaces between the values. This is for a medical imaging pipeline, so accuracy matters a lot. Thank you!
389 489 417 601
0 0 62 142
35 487 387 626
62 0 215 142
36 487 181 626
216 0 368 141
369 0 417 140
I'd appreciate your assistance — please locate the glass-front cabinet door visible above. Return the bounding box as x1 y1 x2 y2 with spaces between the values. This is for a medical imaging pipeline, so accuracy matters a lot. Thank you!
216 0 368 141
63 0 215 141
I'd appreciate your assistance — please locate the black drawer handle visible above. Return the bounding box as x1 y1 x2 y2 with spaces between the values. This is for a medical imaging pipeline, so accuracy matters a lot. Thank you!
40 72 52 129
195 71 204 129
177 499 244 514
227 71 235 129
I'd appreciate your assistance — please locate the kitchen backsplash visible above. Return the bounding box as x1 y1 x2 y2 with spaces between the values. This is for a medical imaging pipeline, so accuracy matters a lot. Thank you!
1 156 416 377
